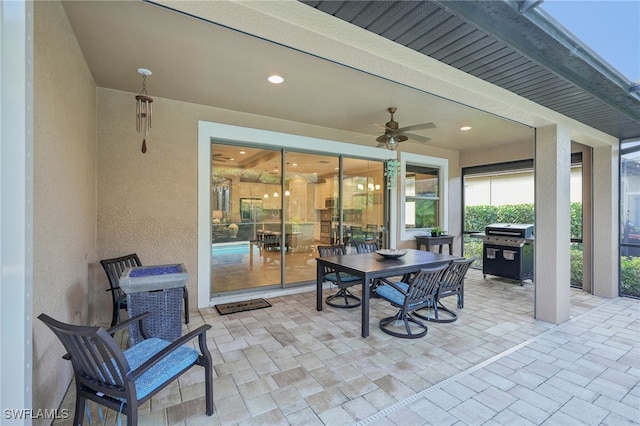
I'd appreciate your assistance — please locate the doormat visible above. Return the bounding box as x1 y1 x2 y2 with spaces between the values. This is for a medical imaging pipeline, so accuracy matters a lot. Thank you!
214 298 272 315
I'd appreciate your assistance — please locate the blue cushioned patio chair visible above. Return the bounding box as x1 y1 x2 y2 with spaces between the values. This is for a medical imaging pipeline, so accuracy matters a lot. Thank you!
38 312 213 426
376 264 449 338
317 245 362 308
415 257 475 323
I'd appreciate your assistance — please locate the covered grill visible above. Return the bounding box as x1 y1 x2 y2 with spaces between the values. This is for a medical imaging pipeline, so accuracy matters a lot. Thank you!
482 223 534 285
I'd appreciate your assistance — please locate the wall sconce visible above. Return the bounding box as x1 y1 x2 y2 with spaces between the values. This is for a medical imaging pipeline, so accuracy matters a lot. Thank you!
375 184 381 191
263 193 269 198
285 190 290 197
273 192 279 198
135 68 153 153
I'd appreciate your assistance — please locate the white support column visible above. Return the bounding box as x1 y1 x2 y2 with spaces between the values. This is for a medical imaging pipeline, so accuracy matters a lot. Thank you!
534 125 571 324
1 0 33 422
592 145 619 298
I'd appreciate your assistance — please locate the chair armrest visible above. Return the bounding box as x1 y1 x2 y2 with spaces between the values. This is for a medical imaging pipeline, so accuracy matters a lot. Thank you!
127 324 212 380
106 312 151 337
377 277 409 295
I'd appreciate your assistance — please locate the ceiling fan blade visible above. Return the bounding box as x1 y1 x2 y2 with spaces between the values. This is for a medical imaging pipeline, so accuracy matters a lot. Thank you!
372 123 396 131
403 132 432 143
398 122 436 132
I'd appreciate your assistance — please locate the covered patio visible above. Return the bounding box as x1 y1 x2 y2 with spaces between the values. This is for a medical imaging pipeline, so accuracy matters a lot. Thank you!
53 270 639 425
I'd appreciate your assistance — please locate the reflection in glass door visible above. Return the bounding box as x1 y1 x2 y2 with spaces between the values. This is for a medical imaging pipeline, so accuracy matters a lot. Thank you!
210 143 385 296
282 153 339 286
211 145 282 295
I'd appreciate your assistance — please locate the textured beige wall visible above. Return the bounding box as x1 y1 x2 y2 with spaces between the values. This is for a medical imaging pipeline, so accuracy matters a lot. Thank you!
459 139 535 168
96 88 200 324
32 1 97 420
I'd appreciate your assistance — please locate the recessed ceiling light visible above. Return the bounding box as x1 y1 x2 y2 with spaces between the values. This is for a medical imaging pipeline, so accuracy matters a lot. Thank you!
268 75 284 84
239 151 246 155
460 126 472 131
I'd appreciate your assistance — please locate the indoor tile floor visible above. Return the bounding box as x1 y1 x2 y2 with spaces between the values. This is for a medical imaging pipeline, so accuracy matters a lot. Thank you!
54 269 640 425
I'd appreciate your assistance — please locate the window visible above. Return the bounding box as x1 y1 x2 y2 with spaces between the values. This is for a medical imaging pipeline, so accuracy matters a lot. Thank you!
405 165 439 229
399 152 448 238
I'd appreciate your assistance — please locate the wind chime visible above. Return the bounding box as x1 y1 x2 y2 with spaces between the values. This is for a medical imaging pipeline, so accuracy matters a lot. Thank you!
135 68 153 153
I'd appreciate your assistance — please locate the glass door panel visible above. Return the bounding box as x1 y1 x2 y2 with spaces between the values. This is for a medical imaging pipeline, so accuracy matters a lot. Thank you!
282 152 339 286
211 144 282 295
343 158 385 251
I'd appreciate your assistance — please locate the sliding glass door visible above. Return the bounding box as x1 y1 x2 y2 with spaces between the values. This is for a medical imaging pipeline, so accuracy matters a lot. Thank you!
210 142 385 296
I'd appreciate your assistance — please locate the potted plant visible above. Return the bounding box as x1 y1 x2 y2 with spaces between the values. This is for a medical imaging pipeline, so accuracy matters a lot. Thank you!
431 226 443 237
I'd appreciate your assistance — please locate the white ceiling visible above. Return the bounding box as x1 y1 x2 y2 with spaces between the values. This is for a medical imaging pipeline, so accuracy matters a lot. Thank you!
61 1 533 156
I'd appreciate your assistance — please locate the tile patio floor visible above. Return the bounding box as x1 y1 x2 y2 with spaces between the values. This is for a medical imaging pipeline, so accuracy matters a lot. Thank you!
54 269 640 425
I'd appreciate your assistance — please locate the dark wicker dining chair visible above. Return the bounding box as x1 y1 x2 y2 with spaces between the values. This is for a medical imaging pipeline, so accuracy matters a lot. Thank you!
317 245 362 308
101 253 189 326
375 264 449 338
38 312 213 426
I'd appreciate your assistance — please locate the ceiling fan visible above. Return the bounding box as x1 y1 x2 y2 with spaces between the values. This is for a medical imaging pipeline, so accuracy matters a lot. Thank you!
374 107 436 150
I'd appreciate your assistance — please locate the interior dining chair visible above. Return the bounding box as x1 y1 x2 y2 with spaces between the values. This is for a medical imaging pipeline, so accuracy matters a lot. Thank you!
354 240 380 254
101 253 189 326
375 264 449 338
317 245 362 308
415 257 475 323
38 312 214 426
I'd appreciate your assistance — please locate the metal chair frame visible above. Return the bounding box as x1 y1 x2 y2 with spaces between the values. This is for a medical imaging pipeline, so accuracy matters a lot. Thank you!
38 312 213 426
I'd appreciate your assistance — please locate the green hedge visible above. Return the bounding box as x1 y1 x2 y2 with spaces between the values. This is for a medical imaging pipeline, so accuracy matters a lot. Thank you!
465 203 638 297
465 202 582 238
621 257 640 297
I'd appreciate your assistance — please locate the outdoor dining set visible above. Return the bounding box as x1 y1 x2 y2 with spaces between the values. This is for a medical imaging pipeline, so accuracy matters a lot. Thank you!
316 241 474 339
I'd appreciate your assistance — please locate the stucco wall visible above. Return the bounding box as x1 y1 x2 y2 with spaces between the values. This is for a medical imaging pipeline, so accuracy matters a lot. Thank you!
32 1 97 420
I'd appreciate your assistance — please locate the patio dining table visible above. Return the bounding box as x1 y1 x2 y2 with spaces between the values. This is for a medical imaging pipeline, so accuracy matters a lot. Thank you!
316 248 461 337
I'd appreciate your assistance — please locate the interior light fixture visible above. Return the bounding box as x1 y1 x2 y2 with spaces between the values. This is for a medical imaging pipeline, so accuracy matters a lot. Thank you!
273 192 279 198
285 190 290 196
263 193 269 199
135 68 153 153
460 126 472 131
268 75 284 84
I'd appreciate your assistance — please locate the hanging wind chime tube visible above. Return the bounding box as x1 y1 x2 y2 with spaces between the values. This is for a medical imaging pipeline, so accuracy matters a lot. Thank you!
135 68 153 153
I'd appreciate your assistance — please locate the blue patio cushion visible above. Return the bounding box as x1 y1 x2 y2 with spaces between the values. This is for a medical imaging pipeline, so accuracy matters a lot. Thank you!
123 338 199 399
377 281 427 310
324 272 360 283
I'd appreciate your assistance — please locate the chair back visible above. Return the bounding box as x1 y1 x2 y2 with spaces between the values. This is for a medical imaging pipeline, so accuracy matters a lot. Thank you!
355 240 379 254
439 257 475 298
38 313 133 400
317 245 346 274
100 253 142 297
404 264 449 310
349 226 365 242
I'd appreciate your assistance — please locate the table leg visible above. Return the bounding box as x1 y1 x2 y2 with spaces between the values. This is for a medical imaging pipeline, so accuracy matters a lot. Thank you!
438 245 443 254
449 244 453 255
361 273 370 337
316 262 323 311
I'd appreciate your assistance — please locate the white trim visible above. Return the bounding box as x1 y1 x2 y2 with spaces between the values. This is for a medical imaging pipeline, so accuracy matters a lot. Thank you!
398 152 449 242
1 0 33 419
197 121 396 307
